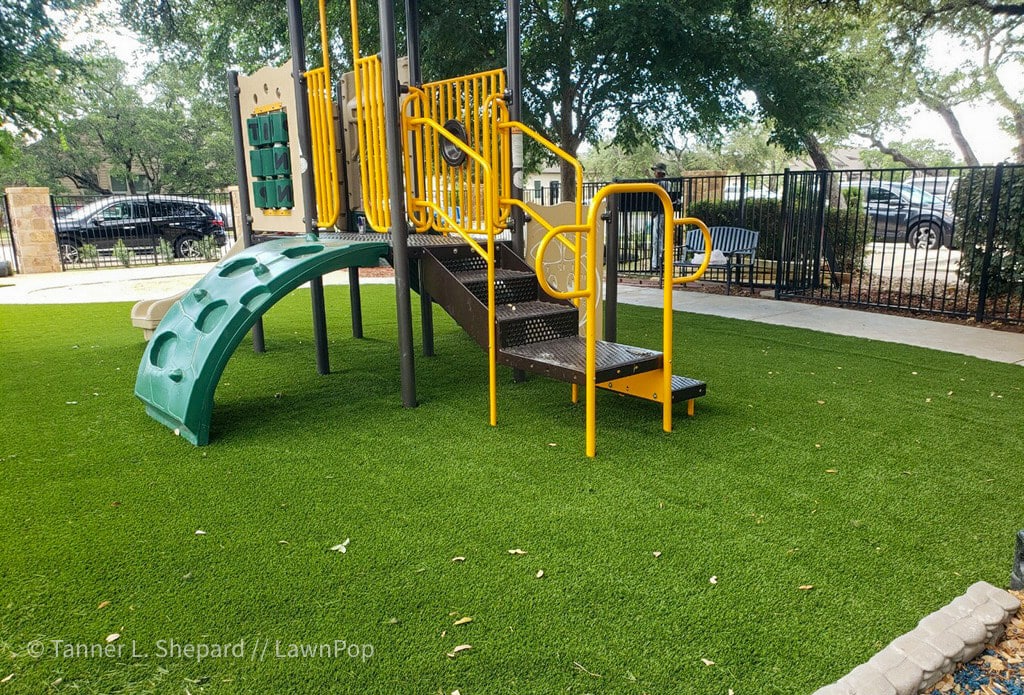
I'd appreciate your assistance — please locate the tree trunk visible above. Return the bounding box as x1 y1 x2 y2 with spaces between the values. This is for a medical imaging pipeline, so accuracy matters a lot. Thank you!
857 132 927 168
801 133 832 170
981 50 1024 163
917 90 980 166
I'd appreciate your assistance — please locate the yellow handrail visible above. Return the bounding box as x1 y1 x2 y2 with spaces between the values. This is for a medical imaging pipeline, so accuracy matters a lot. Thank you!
406 113 500 428
303 0 341 228
535 182 711 457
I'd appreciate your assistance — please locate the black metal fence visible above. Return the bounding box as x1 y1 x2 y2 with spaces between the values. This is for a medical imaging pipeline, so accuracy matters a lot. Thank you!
602 165 1023 325
0 194 16 275
51 192 239 270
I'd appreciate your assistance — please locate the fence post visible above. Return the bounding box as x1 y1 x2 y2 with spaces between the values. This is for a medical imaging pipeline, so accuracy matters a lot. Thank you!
811 170 829 289
5 187 61 273
738 172 747 226
774 169 792 299
604 192 619 342
975 162 1004 323
1 193 20 274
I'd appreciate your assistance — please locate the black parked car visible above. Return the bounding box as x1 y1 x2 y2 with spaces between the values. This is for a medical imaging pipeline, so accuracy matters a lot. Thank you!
56 195 227 264
861 182 956 250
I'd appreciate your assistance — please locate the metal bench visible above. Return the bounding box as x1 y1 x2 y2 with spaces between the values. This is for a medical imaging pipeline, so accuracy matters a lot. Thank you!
675 226 759 294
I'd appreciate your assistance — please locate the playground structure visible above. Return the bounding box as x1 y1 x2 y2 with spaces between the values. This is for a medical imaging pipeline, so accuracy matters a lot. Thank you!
134 0 715 456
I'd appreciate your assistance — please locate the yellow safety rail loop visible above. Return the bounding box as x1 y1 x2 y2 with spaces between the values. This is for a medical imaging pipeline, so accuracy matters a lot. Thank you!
408 113 500 428
303 0 342 228
536 182 711 457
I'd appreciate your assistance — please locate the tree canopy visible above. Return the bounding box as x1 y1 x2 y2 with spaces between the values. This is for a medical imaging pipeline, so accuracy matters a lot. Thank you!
1 54 235 193
0 0 87 161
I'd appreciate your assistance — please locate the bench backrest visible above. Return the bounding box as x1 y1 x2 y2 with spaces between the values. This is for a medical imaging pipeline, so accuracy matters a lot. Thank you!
684 226 759 257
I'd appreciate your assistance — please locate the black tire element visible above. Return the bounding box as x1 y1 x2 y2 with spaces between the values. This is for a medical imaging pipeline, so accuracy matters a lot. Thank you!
174 235 203 259
907 221 943 250
440 119 469 168
58 238 81 265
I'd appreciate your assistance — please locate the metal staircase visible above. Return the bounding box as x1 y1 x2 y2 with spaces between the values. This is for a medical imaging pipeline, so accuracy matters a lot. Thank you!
420 242 707 408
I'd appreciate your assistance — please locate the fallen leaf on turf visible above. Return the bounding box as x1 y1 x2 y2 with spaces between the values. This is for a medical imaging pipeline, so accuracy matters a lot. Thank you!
194 530 207 536
547 443 557 447
330 539 351 553
97 600 110 610
453 617 473 626
1 674 13 684
701 658 715 666
278 540 289 545
446 644 472 658
536 569 544 579
825 469 837 474
106 633 120 643
816 400 825 405
573 661 602 677
709 576 718 584
508 549 526 555
451 556 466 563
798 585 815 591
652 551 662 558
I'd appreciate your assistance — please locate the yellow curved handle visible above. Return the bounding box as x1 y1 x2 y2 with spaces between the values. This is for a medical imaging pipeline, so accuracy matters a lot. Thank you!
672 216 713 284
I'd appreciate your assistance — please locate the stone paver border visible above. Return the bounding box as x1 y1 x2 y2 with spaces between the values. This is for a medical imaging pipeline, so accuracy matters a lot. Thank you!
813 581 1021 695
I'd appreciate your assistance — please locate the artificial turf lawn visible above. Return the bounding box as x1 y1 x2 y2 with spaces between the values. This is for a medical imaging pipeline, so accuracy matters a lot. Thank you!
0 287 1021 694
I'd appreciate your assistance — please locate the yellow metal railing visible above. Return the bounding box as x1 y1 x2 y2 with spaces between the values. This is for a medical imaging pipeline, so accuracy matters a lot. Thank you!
349 0 392 231
402 70 508 234
304 0 341 228
536 182 712 457
407 114 500 427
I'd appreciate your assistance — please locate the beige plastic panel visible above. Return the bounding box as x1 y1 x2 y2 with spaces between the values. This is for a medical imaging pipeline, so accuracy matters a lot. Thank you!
237 60 308 235
525 200 606 340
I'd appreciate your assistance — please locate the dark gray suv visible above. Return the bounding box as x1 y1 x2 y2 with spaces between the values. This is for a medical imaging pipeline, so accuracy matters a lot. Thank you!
863 182 955 250
56 195 227 264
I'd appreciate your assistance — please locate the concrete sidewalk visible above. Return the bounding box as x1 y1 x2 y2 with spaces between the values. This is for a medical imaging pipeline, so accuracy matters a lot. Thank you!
618 285 1024 367
1 262 1021 366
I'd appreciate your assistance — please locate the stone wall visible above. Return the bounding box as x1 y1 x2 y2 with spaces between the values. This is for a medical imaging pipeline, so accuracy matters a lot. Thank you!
5 187 60 274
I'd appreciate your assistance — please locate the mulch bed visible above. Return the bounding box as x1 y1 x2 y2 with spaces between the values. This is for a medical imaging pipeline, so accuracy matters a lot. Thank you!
928 591 1024 694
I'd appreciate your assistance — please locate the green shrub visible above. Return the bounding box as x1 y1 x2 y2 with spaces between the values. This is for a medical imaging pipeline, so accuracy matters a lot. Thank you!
80 244 99 268
954 167 1024 298
198 235 220 260
157 238 175 264
112 239 134 268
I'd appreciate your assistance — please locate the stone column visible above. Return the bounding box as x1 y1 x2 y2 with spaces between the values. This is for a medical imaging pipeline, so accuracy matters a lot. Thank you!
5 187 61 274
225 185 244 246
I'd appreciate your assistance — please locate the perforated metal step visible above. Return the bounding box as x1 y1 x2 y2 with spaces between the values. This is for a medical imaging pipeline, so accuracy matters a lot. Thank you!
457 269 537 304
668 375 707 402
499 336 662 385
495 301 579 348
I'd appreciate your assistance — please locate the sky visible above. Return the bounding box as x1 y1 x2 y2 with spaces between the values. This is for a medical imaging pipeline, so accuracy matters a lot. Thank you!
69 9 1020 166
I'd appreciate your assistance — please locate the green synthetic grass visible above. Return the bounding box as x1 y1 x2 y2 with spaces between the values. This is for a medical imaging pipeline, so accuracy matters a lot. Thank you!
1 288 1021 694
